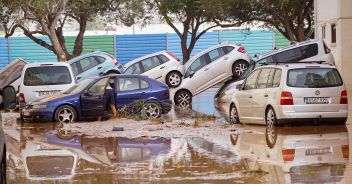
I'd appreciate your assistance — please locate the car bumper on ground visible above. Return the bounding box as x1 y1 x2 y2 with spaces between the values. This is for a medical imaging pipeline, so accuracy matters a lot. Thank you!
22 109 54 122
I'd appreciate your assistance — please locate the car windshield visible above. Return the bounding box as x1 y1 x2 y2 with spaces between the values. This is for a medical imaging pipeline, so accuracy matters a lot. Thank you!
287 68 343 88
239 61 267 80
64 78 95 94
24 66 72 86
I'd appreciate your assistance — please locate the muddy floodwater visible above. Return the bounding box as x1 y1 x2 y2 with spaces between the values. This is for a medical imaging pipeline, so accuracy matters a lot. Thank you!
3 88 352 183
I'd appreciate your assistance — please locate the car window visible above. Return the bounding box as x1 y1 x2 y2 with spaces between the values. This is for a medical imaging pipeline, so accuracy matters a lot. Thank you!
185 55 208 77
272 69 282 87
244 69 261 90
141 56 163 72
222 46 234 54
208 48 223 62
298 44 318 60
71 62 82 76
266 69 276 88
256 68 271 89
158 54 169 63
287 68 342 88
125 63 142 74
119 77 140 91
95 56 106 64
140 79 149 89
79 57 99 72
240 56 274 80
24 66 72 86
87 77 109 95
275 48 303 63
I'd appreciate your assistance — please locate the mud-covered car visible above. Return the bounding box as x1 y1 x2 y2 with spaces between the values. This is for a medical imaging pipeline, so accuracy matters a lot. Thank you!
22 75 172 123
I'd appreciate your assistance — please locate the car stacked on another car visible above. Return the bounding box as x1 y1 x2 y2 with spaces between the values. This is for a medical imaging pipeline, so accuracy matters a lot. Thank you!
68 51 123 81
215 39 335 110
22 75 172 123
228 63 348 125
123 51 184 88
174 43 252 106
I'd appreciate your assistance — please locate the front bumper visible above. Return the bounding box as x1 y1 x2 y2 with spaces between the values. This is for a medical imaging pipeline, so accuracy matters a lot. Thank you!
160 99 172 114
22 109 54 122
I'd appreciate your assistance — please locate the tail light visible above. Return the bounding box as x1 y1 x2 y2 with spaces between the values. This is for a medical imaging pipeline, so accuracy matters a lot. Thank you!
342 145 349 159
107 54 119 65
19 93 25 103
282 149 295 162
340 90 348 104
280 91 293 105
237 46 246 53
166 51 180 62
113 59 119 65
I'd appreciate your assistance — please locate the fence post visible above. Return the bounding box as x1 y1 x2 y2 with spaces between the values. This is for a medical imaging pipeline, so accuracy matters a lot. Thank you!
272 30 275 49
166 32 168 51
7 37 11 63
113 34 117 58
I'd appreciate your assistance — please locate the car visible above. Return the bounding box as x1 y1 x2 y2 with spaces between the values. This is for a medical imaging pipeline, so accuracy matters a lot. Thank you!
123 51 184 88
215 39 335 108
173 43 252 105
228 63 348 125
68 51 123 81
19 62 76 110
22 75 172 123
0 91 6 184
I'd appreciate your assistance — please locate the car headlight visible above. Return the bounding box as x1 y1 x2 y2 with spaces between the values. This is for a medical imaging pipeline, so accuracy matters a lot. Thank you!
32 104 47 109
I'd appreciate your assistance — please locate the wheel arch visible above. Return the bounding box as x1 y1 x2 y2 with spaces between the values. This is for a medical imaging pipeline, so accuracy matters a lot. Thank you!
174 89 192 103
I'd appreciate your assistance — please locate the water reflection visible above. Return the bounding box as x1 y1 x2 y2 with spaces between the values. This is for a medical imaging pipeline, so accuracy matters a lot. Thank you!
230 125 349 183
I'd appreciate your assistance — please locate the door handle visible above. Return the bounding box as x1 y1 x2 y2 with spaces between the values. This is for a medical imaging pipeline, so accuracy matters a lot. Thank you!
249 95 252 98
97 66 102 70
160 66 165 69
264 94 268 97
224 57 229 60
141 92 146 95
204 68 209 71
98 96 102 100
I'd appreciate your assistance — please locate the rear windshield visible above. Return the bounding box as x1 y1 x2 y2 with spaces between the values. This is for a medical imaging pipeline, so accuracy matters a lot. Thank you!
287 68 343 88
24 66 72 86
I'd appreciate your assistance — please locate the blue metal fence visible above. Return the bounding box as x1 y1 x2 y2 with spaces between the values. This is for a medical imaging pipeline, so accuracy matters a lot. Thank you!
0 38 9 68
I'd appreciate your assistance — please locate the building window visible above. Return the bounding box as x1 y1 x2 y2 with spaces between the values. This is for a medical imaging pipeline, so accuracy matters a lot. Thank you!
322 26 326 39
331 24 336 44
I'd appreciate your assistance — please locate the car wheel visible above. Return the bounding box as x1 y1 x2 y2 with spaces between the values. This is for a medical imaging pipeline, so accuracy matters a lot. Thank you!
54 105 77 123
229 104 239 124
166 71 182 88
266 107 277 127
0 147 6 184
232 60 249 78
141 101 162 119
265 120 277 148
175 90 192 106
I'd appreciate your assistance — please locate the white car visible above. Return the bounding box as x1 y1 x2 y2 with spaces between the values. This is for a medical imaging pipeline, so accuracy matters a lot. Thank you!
173 43 252 105
229 63 348 125
123 51 184 88
19 62 76 108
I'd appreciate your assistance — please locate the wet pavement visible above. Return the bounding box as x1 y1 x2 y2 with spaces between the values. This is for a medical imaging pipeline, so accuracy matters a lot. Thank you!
3 87 352 183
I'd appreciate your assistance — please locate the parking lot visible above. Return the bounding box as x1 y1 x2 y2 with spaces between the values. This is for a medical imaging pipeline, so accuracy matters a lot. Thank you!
2 87 352 183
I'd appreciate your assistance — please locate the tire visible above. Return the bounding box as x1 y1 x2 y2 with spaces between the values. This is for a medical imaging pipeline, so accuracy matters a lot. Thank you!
104 70 120 76
54 105 77 123
229 104 239 124
0 147 6 184
232 60 249 78
141 101 162 119
265 121 277 148
266 107 277 126
174 90 192 106
166 71 182 88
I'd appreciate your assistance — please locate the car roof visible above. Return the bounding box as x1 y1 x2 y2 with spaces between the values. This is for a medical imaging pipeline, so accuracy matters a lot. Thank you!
254 39 323 60
87 74 149 80
123 50 168 68
24 62 71 67
257 63 337 70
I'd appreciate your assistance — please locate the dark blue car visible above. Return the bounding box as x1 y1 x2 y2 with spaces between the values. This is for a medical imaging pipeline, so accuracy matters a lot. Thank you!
22 74 172 122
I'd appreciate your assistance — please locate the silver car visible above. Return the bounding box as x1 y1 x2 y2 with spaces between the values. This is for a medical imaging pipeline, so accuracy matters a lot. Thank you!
229 63 348 125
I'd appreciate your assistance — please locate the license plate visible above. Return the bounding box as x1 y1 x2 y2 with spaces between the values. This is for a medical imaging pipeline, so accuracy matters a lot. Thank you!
305 147 332 156
38 90 61 96
23 111 30 116
304 97 330 104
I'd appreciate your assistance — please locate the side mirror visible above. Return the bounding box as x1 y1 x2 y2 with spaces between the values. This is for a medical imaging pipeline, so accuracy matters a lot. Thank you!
2 86 17 110
236 84 243 90
189 71 195 78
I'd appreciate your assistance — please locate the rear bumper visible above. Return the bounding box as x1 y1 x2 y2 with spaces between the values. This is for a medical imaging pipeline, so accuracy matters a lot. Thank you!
277 117 347 125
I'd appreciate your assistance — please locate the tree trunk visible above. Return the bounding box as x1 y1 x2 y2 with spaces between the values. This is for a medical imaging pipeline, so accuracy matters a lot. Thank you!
48 32 67 61
181 35 190 64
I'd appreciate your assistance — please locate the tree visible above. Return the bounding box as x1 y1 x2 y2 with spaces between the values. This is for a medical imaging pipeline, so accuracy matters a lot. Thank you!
0 0 145 61
152 0 243 63
226 0 314 42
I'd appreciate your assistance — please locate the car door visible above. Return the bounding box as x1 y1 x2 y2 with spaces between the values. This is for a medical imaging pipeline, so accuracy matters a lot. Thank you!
75 56 104 81
80 77 109 117
140 56 164 80
211 46 233 76
235 69 261 122
251 68 273 123
115 77 150 109
184 54 213 94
